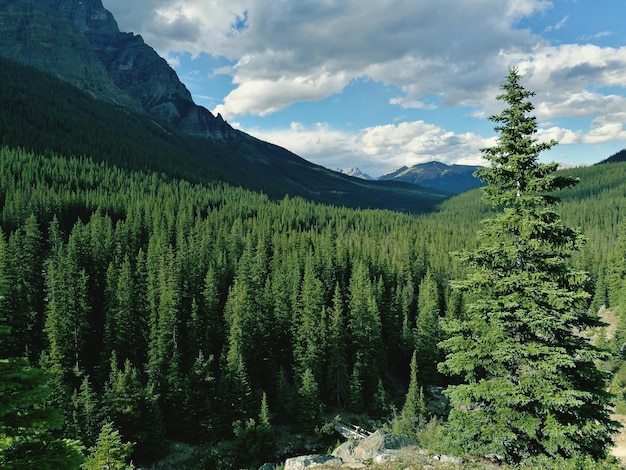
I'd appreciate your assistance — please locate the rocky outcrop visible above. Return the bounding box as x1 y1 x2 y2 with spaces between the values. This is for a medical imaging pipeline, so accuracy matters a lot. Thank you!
332 430 416 463
278 430 473 469
0 0 236 139
283 454 343 470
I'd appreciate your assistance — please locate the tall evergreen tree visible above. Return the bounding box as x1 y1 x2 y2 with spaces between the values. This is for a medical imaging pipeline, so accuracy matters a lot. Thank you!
1 285 84 469
394 350 427 438
327 283 349 408
297 367 322 431
1 215 45 359
347 261 383 404
293 254 325 384
439 68 619 465
415 269 441 384
81 422 134 470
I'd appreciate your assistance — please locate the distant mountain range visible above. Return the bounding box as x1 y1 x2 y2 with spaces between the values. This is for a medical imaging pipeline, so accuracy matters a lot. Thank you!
337 162 484 194
0 0 450 212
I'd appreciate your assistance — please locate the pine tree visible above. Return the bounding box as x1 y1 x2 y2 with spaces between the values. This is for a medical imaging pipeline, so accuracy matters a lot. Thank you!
293 254 325 384
1 283 84 468
68 377 101 448
327 283 349 407
439 68 619 465
104 357 165 461
347 261 383 404
415 269 440 384
394 350 427 438
1 215 45 359
297 367 322 431
81 422 134 470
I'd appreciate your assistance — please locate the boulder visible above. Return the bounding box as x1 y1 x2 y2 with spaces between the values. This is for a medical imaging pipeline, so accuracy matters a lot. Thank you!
332 430 417 464
283 454 343 470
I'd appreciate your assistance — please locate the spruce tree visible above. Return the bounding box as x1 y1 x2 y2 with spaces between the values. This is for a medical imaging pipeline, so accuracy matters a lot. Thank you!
1 284 84 469
81 422 134 470
415 269 440 384
394 350 427 438
439 68 619 464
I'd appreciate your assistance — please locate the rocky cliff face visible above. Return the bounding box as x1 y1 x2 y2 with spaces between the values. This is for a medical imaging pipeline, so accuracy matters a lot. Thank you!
0 0 235 139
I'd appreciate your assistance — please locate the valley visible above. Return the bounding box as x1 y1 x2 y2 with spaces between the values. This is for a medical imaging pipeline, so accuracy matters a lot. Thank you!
1 2 626 469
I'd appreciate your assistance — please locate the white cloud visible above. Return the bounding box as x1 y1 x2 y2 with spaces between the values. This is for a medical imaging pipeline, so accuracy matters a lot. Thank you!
99 0 626 169
214 71 351 119
536 127 583 145
545 15 569 32
584 115 626 144
102 0 550 118
244 121 490 177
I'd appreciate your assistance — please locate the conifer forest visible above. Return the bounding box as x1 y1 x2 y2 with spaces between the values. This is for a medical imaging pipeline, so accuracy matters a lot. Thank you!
3 69 626 469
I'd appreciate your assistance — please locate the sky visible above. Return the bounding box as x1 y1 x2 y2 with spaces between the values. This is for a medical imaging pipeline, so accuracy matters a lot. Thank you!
100 0 626 178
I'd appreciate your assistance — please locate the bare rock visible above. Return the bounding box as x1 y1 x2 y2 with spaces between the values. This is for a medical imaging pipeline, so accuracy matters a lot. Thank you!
332 430 417 465
284 454 343 470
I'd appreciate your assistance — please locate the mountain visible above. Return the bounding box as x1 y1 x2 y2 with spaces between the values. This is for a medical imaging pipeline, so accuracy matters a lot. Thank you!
598 149 626 164
378 161 483 194
335 168 374 180
0 0 449 212
0 0 234 139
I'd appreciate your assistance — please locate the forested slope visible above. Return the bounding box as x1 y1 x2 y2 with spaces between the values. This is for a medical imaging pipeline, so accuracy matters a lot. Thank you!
0 56 447 212
2 143 626 467
0 146 454 466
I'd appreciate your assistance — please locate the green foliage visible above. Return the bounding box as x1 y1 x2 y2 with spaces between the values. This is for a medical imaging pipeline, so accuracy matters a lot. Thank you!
232 391 275 469
0 319 85 469
104 358 165 461
0 119 625 465
81 422 133 470
297 368 323 431
415 269 441 383
392 351 428 438
439 68 620 465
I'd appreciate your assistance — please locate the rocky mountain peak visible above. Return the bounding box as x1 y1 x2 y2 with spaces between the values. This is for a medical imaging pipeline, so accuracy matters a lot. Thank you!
0 0 236 139
49 0 120 34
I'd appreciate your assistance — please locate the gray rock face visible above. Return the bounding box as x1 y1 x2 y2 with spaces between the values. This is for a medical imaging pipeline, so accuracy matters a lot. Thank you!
0 0 236 139
332 430 416 463
283 454 343 470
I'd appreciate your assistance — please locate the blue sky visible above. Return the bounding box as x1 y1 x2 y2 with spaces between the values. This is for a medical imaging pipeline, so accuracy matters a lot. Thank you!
102 0 626 177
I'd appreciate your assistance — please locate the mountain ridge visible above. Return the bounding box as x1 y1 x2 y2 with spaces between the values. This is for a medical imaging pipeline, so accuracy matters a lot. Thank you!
0 0 235 139
378 161 483 194
0 54 449 211
0 0 451 211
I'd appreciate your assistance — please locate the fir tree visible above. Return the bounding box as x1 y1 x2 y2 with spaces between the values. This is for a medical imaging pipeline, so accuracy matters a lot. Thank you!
415 269 440 384
394 350 427 438
439 68 619 464
327 283 349 407
81 422 134 470
1 283 84 468
297 367 322 431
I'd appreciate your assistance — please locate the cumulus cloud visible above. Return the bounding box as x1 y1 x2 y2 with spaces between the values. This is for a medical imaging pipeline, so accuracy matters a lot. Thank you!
245 120 490 177
100 0 626 170
102 0 549 118
102 0 626 120
214 71 351 117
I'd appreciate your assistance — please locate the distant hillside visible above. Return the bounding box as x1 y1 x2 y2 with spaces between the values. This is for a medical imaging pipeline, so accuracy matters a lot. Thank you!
598 149 626 164
0 0 454 212
0 56 448 212
378 161 483 194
